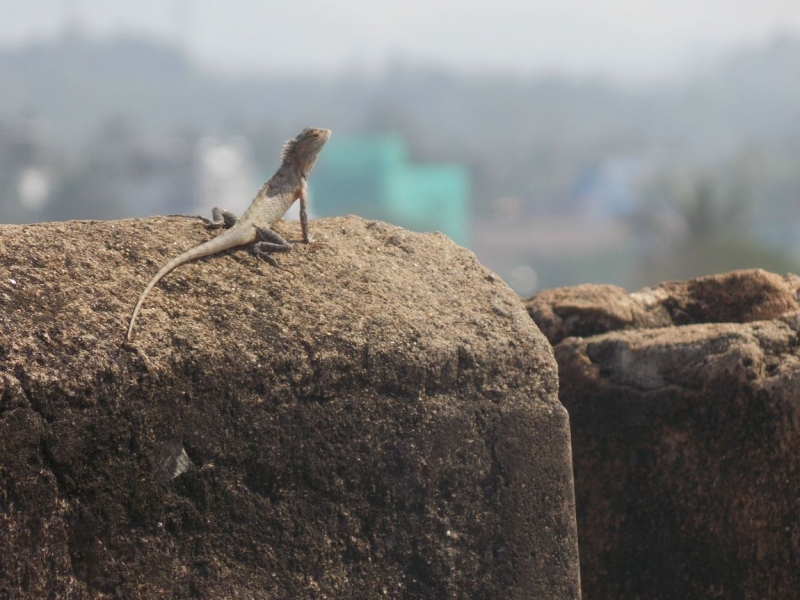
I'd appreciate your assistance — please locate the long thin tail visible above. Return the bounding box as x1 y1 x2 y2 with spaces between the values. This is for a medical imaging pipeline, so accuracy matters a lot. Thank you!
126 225 256 340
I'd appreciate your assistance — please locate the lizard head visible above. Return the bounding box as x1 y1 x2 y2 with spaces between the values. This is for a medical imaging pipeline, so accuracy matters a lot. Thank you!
282 127 331 177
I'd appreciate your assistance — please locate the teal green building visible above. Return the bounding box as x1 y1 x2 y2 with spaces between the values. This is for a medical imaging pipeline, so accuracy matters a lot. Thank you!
310 134 470 247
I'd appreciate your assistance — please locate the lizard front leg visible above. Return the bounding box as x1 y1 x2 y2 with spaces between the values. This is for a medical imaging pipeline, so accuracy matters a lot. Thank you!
299 185 312 244
298 183 327 246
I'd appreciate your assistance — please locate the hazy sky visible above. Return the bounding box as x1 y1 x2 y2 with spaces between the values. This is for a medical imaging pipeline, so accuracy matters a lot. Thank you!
2 0 799 81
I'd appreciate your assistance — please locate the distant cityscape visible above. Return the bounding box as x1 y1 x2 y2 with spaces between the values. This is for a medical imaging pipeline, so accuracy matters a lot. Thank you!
1 32 799 294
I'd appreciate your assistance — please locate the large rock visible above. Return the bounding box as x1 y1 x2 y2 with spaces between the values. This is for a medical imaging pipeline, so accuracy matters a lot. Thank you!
527 270 800 599
0 215 580 599
527 269 800 345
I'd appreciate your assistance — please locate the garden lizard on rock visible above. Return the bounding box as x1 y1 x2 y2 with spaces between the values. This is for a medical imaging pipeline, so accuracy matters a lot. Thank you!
126 127 331 340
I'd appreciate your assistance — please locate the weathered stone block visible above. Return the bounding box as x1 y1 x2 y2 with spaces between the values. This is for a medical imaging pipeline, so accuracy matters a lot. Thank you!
1 216 580 599
528 270 800 599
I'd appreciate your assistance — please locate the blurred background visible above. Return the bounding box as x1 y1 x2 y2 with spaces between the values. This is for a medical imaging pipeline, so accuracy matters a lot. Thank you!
1 0 799 295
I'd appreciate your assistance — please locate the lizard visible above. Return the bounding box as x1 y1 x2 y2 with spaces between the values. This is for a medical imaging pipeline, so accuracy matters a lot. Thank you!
126 127 331 340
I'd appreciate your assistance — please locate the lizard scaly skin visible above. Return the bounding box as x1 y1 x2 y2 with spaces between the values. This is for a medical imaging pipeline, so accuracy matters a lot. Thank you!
126 127 331 340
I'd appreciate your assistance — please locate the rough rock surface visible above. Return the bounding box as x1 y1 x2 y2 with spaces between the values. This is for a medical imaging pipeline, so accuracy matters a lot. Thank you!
0 215 580 599
528 270 800 599
527 269 800 345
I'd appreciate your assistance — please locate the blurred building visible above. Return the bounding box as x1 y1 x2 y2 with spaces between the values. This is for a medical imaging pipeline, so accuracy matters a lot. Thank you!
0 116 54 223
194 136 257 217
310 134 471 247
572 156 648 218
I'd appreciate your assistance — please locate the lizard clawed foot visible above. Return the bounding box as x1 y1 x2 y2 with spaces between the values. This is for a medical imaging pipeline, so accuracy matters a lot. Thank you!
181 212 234 230
168 213 213 223
252 248 296 277
276 264 296 278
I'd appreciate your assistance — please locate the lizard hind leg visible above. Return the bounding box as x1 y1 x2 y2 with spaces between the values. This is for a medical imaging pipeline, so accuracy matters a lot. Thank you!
252 226 293 269
206 207 240 230
166 207 238 229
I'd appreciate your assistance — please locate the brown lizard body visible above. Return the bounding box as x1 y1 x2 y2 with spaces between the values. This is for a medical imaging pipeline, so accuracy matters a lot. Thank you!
126 127 331 340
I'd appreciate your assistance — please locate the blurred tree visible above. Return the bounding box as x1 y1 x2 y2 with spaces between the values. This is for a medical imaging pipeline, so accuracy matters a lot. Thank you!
638 173 798 283
680 176 743 240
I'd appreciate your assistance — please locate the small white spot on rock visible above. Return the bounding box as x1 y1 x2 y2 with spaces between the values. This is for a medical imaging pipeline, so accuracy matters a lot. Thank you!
155 442 195 483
